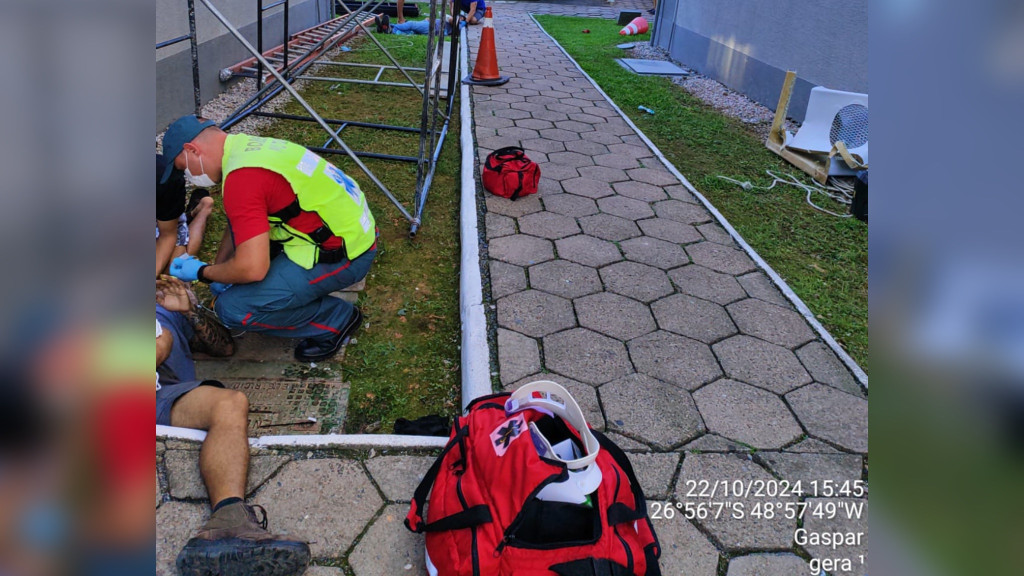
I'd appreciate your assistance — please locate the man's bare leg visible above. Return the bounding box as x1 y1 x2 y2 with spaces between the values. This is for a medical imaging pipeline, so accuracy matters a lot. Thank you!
170 386 249 506
397 0 405 23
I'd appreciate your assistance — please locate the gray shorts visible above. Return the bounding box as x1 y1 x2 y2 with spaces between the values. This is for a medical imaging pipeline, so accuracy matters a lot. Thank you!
156 379 224 426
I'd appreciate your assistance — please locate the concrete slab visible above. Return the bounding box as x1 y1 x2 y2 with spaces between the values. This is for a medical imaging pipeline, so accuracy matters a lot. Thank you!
529 260 603 299
786 384 868 453
796 341 865 397
629 452 680 499
727 299 816 349
166 450 290 500
488 234 555 267
687 242 757 276
713 336 812 394
364 455 437 502
486 212 517 238
653 199 712 225
579 213 642 241
652 294 737 344
518 211 582 239
602 374 703 449
497 290 576 338
692 380 803 450
562 177 616 199
349 505 427 576
555 234 623 267
677 453 797 551
597 195 656 220
545 328 634 386
498 328 542 385
575 292 657 341
668 265 748 305
727 553 811 576
756 452 864 487
628 331 722 391
613 181 668 202
620 236 690 269
600 261 674 303
156 502 208 576
251 459 382 557
655 515 721 576
489 260 528 300
543 193 599 217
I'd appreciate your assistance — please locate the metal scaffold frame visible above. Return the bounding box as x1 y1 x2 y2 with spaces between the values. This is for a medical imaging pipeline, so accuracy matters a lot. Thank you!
159 0 462 237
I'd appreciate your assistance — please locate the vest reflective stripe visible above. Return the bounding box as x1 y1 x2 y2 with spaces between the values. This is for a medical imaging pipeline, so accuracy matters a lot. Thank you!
222 134 376 269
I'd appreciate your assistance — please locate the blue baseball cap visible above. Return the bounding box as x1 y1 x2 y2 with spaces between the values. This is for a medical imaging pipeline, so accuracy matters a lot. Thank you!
159 115 216 184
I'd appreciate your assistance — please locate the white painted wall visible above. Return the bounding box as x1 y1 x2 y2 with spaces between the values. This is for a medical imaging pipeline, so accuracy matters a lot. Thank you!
664 0 867 92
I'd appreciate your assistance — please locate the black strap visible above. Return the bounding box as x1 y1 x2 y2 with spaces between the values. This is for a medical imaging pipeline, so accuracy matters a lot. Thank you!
550 558 633 576
269 198 302 221
422 505 492 532
269 201 336 247
308 225 334 245
491 146 525 162
405 424 467 533
644 543 662 576
593 430 648 525
509 170 526 201
316 247 347 264
593 430 661 568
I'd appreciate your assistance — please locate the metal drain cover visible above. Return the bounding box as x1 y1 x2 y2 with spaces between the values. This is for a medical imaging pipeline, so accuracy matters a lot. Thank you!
223 378 348 436
616 58 690 76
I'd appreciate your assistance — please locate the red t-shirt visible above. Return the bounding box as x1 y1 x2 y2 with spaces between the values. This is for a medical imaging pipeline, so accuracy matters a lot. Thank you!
222 167 343 250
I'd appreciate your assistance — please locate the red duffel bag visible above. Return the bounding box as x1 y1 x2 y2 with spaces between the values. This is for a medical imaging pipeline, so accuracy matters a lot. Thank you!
482 146 541 201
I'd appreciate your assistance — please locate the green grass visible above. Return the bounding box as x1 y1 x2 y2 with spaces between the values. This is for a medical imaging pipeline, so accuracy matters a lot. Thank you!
198 26 463 432
535 15 868 371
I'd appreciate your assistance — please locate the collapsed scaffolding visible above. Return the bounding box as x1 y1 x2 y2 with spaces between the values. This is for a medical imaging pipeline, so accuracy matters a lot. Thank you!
156 0 462 237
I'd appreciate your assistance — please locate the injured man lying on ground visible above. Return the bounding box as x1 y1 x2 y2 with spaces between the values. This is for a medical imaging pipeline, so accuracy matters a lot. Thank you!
374 13 459 36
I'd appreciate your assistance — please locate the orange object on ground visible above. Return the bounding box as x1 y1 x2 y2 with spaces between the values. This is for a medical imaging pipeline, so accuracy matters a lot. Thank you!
463 7 510 86
619 16 649 36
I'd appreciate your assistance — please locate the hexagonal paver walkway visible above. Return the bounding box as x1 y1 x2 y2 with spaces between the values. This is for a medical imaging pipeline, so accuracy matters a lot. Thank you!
474 3 868 574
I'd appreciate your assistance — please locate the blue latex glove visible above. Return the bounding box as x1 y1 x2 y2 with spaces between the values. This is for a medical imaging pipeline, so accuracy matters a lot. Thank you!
169 255 207 282
210 282 232 296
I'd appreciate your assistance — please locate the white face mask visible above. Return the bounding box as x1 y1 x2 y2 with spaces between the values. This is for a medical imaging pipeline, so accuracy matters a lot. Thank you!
184 149 217 188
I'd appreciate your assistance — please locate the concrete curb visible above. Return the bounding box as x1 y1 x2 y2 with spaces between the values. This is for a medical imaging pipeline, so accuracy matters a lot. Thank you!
529 13 868 389
458 29 494 408
157 425 448 449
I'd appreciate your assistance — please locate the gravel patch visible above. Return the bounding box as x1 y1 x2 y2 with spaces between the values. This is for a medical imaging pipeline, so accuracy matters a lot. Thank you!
625 41 799 141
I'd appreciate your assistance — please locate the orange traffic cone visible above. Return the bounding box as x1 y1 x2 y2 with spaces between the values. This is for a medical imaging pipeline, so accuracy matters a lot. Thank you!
619 16 649 36
463 7 510 86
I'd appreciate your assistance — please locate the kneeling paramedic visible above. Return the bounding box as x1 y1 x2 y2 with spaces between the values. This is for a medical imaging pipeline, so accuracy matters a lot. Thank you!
160 115 377 362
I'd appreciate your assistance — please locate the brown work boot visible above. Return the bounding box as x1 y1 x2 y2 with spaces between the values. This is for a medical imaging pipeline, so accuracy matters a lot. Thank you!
176 502 310 576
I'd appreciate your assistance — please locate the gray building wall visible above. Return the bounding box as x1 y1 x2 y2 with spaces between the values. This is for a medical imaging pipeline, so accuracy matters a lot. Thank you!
652 0 867 122
156 0 334 132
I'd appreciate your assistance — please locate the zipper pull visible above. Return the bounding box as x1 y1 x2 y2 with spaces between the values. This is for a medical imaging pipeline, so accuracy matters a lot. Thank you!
493 536 512 557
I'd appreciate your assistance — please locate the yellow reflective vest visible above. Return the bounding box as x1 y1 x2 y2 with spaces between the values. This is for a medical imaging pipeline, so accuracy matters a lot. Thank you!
222 134 376 269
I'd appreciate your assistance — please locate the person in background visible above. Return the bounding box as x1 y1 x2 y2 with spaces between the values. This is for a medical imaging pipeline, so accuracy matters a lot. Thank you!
453 0 485 24
156 154 214 277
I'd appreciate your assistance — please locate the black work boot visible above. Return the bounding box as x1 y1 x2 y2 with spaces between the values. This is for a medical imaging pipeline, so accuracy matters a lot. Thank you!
176 502 310 576
294 307 363 362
